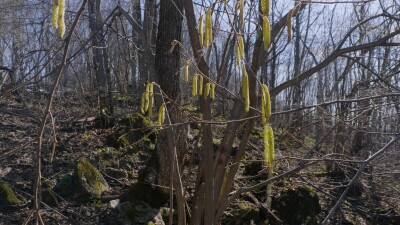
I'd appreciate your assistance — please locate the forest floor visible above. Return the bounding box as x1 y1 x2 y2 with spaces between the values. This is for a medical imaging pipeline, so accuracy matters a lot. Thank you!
0 92 399 225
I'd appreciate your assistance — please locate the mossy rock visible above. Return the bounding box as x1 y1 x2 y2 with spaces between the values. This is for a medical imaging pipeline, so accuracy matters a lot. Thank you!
0 182 24 206
121 182 168 209
73 158 109 202
118 200 165 225
271 186 321 225
109 113 157 152
42 188 58 207
222 200 260 225
53 173 74 198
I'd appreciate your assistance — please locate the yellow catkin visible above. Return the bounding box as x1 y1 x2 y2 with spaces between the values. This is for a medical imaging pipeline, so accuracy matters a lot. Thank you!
242 67 249 112
205 8 212 47
211 83 215 100
52 0 59 29
238 36 245 60
263 125 269 166
261 90 267 125
184 59 189 81
261 0 270 16
58 0 65 38
192 74 198 97
262 84 271 122
199 14 204 47
266 125 275 174
158 103 166 126
263 15 271 50
235 41 241 67
287 10 293 42
140 93 146 114
204 83 211 99
144 83 151 112
199 75 204 96
239 0 244 28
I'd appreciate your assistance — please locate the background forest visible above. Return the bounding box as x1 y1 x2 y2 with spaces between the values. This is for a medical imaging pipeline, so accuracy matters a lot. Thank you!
0 0 399 225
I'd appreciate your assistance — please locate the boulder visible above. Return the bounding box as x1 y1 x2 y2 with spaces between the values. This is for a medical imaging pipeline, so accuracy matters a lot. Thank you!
0 182 24 206
271 186 321 225
73 159 109 202
118 199 165 225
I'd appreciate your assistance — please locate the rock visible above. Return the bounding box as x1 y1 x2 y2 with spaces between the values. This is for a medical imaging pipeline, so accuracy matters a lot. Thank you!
0 182 24 206
222 200 260 225
53 173 74 198
109 113 157 153
73 158 109 202
271 186 321 225
118 200 165 225
121 182 168 209
42 188 58 207
109 199 120 209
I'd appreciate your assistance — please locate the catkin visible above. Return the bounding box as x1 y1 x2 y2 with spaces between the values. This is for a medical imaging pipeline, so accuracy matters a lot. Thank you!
52 0 59 29
199 14 204 47
140 93 146 115
199 75 204 96
261 0 270 17
204 83 211 99
144 83 151 112
263 15 271 50
239 0 244 28
235 41 241 67
238 36 245 60
263 125 269 166
184 59 189 81
211 83 215 100
192 74 198 97
242 67 249 112
261 84 271 123
158 103 166 126
287 10 293 42
205 8 212 47
58 0 65 38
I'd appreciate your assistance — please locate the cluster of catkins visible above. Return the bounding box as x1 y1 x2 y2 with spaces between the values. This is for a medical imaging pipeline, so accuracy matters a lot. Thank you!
51 0 66 38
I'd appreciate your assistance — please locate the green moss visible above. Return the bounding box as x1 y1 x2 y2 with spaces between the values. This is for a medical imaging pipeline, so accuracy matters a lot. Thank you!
109 113 157 152
74 159 109 202
0 182 24 206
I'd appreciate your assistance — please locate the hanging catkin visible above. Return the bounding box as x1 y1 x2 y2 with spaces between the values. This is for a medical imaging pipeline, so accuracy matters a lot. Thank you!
184 59 189 81
261 0 270 17
52 0 59 29
238 36 245 60
263 15 271 50
192 74 198 96
210 83 215 100
158 103 166 126
261 84 271 124
266 125 274 174
57 0 65 38
235 41 241 67
199 14 204 47
239 0 244 28
204 83 210 99
242 67 249 112
199 75 204 96
205 8 213 47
